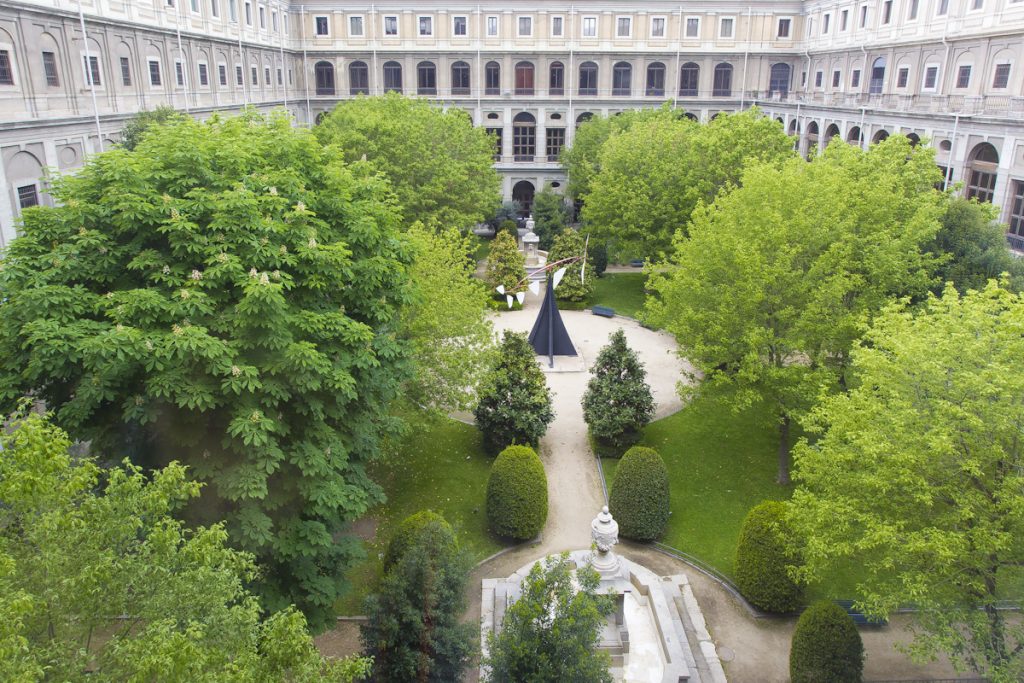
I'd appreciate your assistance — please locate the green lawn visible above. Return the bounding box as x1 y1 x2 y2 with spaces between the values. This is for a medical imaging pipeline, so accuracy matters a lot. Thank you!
336 414 505 614
587 272 647 319
473 235 492 262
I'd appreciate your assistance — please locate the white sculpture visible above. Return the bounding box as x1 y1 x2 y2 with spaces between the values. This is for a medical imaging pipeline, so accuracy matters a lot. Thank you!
591 505 620 574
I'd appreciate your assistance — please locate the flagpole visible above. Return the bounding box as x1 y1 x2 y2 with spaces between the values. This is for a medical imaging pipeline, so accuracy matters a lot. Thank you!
547 277 554 368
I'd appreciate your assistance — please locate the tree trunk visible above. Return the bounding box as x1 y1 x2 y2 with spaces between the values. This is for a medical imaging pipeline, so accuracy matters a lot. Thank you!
776 414 791 485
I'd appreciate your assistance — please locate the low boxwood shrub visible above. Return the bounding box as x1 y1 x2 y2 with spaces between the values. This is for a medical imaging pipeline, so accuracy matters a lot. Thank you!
384 510 455 570
734 501 803 613
607 446 670 542
486 445 548 540
790 600 864 683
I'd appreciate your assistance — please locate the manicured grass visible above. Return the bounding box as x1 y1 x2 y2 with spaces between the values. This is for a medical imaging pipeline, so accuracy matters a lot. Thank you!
473 235 492 262
587 272 647 319
335 414 505 614
602 389 792 580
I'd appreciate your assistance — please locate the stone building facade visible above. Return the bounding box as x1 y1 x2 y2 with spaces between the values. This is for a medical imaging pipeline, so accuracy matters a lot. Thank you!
1 0 1023 246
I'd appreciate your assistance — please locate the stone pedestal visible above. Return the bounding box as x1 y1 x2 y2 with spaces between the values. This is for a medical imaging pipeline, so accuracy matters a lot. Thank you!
591 505 621 575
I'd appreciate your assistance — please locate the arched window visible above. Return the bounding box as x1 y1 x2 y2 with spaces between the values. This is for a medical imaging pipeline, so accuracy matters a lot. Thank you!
417 61 436 95
348 61 368 95
612 61 632 96
769 63 791 97
514 61 535 95
512 180 535 215
713 63 732 96
906 132 921 147
682 112 698 121
824 123 841 140
484 61 500 95
847 126 863 145
512 112 536 161
872 129 890 144
549 61 564 95
314 61 335 95
645 62 665 96
451 61 470 95
966 142 999 203
575 112 594 128
315 111 328 125
578 61 598 95
805 121 820 159
383 61 402 93
679 62 699 96
869 57 886 94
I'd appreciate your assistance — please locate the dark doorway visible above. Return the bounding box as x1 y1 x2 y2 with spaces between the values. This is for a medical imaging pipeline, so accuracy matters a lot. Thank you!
512 180 535 216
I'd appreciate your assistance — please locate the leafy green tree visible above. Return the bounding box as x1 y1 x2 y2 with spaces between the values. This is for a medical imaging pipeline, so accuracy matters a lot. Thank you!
483 554 613 683
734 501 803 613
474 331 554 453
929 197 1024 293
0 409 370 682
484 231 526 298
530 185 569 250
582 109 795 258
607 446 670 541
547 229 594 302
582 329 655 446
400 223 494 413
487 201 523 231
0 111 411 630
315 94 500 231
788 282 1024 682
486 445 548 540
790 601 864 683
361 511 474 682
647 136 944 483
119 105 187 151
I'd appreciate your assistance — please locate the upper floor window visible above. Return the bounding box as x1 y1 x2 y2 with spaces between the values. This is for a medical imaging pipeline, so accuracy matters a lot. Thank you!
971 0 983 9
349 61 369 94
823 13 831 34
719 17 734 39
383 61 402 92
993 63 1011 89
896 67 909 88
851 68 861 88
679 62 699 96
417 61 436 94
777 18 791 38
121 57 131 86
869 58 886 93
612 61 632 95
582 17 597 38
384 16 398 36
149 59 162 86
175 60 185 87
17 185 38 209
956 64 972 88
651 16 666 37
487 16 498 37
272 10 278 32
685 17 700 38
882 0 893 24
244 1 252 25
937 0 950 15
833 69 842 87
518 16 533 37
453 16 467 36
419 16 433 36
198 62 209 86
815 71 823 88
42 51 60 87
578 61 598 95
923 65 938 89
485 61 500 95
616 17 631 37
860 5 868 27
349 16 364 36
549 61 564 95
258 6 265 29
551 16 564 37
83 55 101 86
315 16 329 36
229 0 237 22
908 0 919 20
514 61 534 95
315 61 335 95
211 0 218 18
713 63 732 96
646 62 665 96
218 63 226 86
840 10 849 30
451 61 470 94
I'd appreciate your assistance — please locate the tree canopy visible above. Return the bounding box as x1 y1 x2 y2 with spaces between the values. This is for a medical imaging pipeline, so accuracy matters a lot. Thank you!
788 282 1024 682
547 229 594 302
315 94 501 231
0 409 370 682
647 136 945 483
929 197 1024 294
0 111 412 630
581 108 795 258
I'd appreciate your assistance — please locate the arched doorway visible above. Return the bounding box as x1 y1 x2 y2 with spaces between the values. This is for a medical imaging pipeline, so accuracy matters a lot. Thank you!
805 121 820 158
966 142 999 203
769 63 791 98
824 123 841 141
906 132 921 147
847 126 863 145
872 129 890 144
512 180 535 216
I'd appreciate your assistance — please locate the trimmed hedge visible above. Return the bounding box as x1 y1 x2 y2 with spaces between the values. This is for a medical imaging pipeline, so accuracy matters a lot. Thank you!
384 510 455 570
790 600 864 683
734 501 803 613
486 445 548 540
608 446 670 542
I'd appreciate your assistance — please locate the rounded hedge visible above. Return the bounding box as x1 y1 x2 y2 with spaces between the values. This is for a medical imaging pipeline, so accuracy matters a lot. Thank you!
608 446 670 542
790 600 864 683
734 501 803 613
383 510 456 570
486 445 548 540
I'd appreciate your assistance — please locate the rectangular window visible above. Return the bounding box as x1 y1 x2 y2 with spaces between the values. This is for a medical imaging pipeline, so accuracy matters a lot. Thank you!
616 17 631 37
909 0 919 20
453 16 467 36
852 69 861 87
993 63 1011 88
651 17 666 38
882 0 893 24
251 65 258 85
244 1 252 25
211 0 218 17
972 0 983 9
815 71 823 87
384 16 398 36
924 66 938 89
276 68 282 85
897 67 909 87
83 55 101 86
272 10 278 32
350 16 363 36
43 51 59 87
546 127 566 161
957 65 971 88
777 18 791 38
487 16 498 37
264 66 270 84
175 60 184 87
513 119 535 161
190 0 198 12
938 0 950 15
860 5 868 27
120 56 131 86
487 128 502 161
801 71 807 87
419 16 432 36
823 13 831 34
258 5 264 29
685 17 699 38
552 16 564 37
17 185 39 210
218 63 227 85
235 64 243 85
840 10 849 31
199 63 209 86
315 16 329 36
719 17 734 38
229 0 237 22
519 16 533 37
832 70 841 87
1009 180 1024 238
582 17 597 37
149 60 162 86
